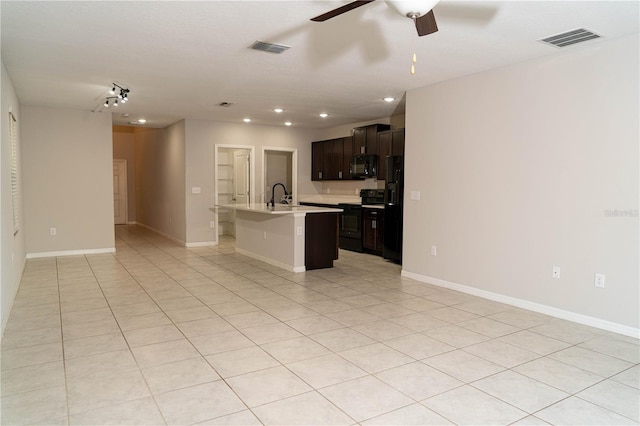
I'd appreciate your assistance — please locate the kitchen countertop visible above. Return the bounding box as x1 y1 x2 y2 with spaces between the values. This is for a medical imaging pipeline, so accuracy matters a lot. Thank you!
212 203 342 215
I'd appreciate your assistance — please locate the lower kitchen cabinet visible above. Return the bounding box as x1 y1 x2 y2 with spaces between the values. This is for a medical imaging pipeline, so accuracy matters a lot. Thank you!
363 208 384 255
305 212 339 270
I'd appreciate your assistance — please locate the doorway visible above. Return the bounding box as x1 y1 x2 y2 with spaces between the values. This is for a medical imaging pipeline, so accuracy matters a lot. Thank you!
113 159 127 225
263 148 297 205
214 145 255 241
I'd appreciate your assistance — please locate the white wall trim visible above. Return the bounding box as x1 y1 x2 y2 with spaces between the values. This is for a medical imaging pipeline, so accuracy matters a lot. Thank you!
401 270 640 339
236 247 305 273
26 247 116 259
135 222 186 246
185 241 217 248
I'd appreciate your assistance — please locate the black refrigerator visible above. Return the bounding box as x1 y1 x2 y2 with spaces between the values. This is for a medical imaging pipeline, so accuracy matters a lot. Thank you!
384 155 404 263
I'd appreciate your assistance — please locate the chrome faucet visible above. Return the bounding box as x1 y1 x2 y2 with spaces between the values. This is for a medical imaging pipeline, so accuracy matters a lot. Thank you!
269 183 289 207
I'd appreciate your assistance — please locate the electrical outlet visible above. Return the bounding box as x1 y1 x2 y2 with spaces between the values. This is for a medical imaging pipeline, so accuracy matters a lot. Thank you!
431 245 437 256
595 273 605 288
209 221 215 229
552 266 560 279
297 226 303 236
50 227 57 236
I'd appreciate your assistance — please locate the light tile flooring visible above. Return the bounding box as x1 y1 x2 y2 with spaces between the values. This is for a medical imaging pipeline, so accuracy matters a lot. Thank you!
2 225 638 425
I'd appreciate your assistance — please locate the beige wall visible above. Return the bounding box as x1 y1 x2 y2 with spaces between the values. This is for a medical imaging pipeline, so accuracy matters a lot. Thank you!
184 119 323 245
135 122 186 243
113 126 137 222
1 61 25 333
403 35 639 332
21 106 115 255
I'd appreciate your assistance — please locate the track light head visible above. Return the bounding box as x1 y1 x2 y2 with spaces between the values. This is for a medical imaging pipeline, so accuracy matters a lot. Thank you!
113 98 119 106
104 99 109 107
109 86 116 95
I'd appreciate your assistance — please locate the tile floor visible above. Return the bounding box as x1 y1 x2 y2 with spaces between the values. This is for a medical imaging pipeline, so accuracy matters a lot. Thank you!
1 225 638 425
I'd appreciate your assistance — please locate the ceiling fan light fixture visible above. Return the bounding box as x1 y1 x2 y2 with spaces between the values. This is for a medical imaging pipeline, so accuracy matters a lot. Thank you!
385 0 439 18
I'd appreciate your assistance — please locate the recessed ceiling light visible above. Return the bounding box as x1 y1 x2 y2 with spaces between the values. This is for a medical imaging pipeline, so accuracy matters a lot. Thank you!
137 119 147 124
319 113 329 118
383 97 396 103
274 108 284 113
284 121 292 126
243 118 251 123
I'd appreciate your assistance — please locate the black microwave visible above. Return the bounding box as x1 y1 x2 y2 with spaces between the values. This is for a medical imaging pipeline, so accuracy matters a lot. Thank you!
350 154 377 178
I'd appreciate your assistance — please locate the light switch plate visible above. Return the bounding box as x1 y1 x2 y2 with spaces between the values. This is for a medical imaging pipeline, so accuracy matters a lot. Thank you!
410 191 421 201
192 187 201 194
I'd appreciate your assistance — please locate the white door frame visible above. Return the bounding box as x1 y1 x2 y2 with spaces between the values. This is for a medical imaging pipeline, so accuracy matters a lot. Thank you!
113 159 128 225
214 144 255 244
262 147 298 205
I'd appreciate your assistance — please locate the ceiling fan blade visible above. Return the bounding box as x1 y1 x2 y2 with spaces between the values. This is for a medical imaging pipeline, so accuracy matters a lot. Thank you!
415 10 438 36
311 0 375 22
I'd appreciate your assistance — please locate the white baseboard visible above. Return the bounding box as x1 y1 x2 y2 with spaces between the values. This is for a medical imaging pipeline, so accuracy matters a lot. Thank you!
401 270 640 339
135 222 186 246
185 241 217 248
26 247 116 259
235 247 305 273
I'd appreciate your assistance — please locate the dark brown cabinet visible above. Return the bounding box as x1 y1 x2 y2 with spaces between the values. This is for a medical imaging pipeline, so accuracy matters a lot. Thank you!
311 141 324 180
376 128 405 181
353 124 390 155
305 212 339 270
363 208 384 255
311 136 354 181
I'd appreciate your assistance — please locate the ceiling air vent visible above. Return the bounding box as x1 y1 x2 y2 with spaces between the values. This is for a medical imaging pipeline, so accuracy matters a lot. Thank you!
249 40 291 54
539 28 601 48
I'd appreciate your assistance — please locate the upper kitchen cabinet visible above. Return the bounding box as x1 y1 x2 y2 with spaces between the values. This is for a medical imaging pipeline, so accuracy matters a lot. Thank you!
311 136 354 181
353 124 390 155
376 128 405 181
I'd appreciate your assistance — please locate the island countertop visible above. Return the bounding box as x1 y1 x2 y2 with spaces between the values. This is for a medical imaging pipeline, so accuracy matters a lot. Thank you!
211 203 342 215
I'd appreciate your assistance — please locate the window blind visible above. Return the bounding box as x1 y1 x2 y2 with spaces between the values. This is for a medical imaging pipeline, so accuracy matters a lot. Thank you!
9 112 19 236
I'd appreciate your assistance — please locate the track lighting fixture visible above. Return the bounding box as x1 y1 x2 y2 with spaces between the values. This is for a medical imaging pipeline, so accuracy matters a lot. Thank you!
104 83 130 108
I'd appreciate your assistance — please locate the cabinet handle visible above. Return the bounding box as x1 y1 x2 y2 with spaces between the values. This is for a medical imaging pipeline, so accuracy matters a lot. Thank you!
319 171 323 179
372 219 376 229
339 171 342 179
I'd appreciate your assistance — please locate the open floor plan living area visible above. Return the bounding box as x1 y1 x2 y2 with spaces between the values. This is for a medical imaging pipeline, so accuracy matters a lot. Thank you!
1 225 638 425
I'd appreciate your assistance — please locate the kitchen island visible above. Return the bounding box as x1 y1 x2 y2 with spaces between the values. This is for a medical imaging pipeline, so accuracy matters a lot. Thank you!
212 204 342 272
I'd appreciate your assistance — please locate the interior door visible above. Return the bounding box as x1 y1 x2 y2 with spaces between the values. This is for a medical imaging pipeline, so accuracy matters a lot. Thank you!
233 151 250 204
113 159 127 224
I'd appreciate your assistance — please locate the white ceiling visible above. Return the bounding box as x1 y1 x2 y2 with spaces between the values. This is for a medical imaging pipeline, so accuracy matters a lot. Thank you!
1 1 638 129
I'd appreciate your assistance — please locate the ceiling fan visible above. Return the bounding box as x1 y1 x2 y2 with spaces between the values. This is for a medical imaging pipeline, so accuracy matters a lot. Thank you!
311 0 440 37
